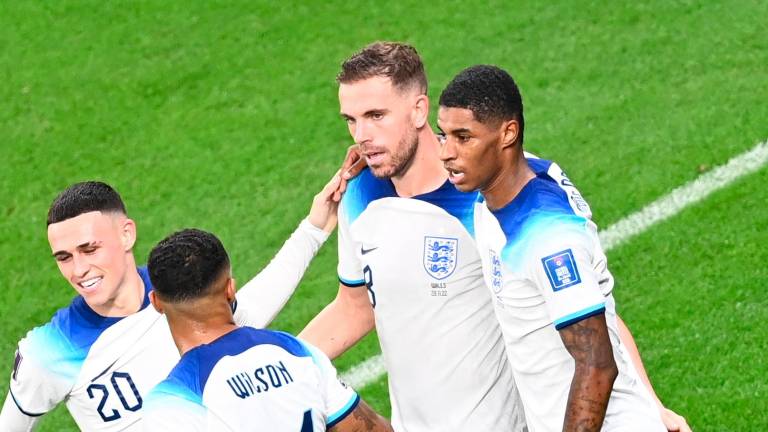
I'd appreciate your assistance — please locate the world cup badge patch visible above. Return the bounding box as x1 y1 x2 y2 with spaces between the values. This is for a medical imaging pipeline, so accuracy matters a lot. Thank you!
423 236 458 280
490 250 503 293
542 248 582 291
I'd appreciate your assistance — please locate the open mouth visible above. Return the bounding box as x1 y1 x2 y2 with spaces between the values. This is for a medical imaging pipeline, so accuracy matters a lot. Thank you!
78 276 103 293
447 168 465 183
363 151 386 166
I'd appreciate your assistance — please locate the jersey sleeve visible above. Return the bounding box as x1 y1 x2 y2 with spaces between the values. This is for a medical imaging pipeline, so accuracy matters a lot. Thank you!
1 327 77 424
142 381 207 432
337 200 365 287
524 221 606 330
0 387 40 432
300 340 359 428
233 218 330 328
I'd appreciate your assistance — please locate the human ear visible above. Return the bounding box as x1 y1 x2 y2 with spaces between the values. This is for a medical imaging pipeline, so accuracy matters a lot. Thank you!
120 218 137 251
149 291 163 314
501 120 519 149
226 278 236 304
412 94 429 129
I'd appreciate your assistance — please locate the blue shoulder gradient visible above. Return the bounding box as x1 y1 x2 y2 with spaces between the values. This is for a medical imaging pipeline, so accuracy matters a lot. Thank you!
526 156 553 175
412 180 479 237
491 177 588 272
341 168 396 225
342 168 479 236
21 267 153 384
169 327 313 398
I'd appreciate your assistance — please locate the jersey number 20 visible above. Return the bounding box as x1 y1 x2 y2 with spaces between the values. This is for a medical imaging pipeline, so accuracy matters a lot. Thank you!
86 371 143 422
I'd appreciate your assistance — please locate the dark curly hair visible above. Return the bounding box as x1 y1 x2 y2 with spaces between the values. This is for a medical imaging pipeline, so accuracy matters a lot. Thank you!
439 65 524 145
148 229 230 303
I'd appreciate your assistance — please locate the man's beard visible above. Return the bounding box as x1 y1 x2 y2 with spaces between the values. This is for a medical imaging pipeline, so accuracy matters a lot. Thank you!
369 127 419 179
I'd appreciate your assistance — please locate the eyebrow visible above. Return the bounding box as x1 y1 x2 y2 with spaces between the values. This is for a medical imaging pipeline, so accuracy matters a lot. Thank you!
443 127 472 135
340 109 390 120
52 241 102 257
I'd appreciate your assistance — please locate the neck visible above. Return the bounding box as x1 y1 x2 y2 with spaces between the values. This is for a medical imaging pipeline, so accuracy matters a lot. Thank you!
482 149 535 210
166 301 238 355
391 128 448 197
92 256 145 317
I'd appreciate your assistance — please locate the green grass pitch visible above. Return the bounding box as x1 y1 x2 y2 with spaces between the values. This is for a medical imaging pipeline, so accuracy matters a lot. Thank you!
1 1 766 430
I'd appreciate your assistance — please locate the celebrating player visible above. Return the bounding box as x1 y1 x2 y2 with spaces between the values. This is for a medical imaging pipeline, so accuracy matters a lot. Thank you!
309 42 689 432
298 42 527 431
142 228 392 431
437 65 672 431
0 177 341 431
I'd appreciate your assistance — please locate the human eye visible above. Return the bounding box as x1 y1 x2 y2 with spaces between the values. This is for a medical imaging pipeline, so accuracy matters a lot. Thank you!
436 132 447 145
371 111 384 120
54 254 72 263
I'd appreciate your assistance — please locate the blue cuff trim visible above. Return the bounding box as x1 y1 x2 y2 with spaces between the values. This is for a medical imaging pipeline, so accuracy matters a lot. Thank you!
554 303 606 330
327 393 360 428
338 276 366 288
10 389 46 417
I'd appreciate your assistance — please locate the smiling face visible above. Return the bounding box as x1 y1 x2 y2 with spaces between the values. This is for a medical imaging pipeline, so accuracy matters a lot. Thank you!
47 211 136 314
438 106 514 192
339 76 423 179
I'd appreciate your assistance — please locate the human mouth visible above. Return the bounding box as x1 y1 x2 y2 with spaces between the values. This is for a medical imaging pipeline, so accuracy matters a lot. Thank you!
446 168 466 184
364 151 386 166
78 276 103 293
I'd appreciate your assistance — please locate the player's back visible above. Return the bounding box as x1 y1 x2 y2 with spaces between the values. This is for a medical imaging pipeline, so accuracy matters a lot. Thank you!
143 327 359 432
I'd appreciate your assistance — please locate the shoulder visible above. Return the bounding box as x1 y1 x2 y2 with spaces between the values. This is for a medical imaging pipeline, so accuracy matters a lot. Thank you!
413 181 480 237
341 168 397 224
20 297 121 372
494 178 590 264
181 328 314 393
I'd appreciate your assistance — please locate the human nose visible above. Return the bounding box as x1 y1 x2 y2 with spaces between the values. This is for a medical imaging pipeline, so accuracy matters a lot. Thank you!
72 253 90 278
439 136 456 162
353 120 371 145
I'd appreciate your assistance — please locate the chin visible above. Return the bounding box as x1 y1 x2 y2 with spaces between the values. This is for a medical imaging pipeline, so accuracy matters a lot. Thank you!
369 165 396 179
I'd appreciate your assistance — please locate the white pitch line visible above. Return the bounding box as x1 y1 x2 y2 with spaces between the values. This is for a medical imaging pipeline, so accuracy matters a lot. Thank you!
340 139 768 390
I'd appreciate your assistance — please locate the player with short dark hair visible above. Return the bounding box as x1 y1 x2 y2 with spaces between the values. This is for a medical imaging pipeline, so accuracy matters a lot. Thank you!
312 43 689 432
438 65 668 431
300 41 532 431
0 176 342 431
143 229 392 431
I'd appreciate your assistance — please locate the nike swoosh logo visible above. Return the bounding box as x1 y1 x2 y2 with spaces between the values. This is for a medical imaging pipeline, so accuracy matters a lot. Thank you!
91 359 119 382
361 246 378 255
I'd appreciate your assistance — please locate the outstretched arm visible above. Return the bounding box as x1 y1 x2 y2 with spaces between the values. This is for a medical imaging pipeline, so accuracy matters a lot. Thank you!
559 314 618 432
330 399 393 432
233 172 342 328
299 283 375 359
616 316 691 432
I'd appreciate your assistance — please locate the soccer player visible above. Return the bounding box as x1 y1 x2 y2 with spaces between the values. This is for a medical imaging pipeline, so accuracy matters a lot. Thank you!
0 178 341 431
437 65 668 431
142 228 392 431
298 42 526 431
307 42 689 432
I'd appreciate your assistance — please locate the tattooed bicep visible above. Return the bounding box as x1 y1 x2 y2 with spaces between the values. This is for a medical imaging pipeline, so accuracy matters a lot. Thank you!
329 399 393 432
558 313 614 367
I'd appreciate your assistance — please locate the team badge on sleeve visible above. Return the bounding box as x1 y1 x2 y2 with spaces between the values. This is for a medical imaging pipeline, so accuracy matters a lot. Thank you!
423 237 458 280
542 249 581 291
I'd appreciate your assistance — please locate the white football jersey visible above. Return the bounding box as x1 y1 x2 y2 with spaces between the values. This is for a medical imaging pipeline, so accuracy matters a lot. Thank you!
338 168 526 432
473 159 664 432
142 328 358 432
0 221 328 431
